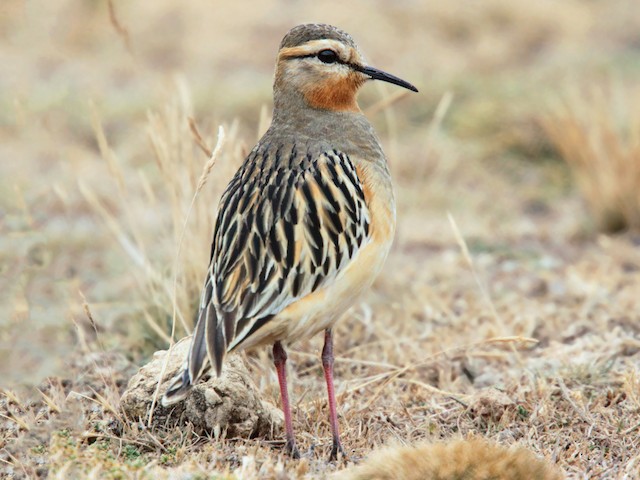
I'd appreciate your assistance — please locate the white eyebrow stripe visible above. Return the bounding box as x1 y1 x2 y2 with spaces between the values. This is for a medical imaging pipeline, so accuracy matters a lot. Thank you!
278 39 351 61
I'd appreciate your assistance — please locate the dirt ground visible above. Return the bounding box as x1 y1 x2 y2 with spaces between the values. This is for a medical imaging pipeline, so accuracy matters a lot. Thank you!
2 0 640 478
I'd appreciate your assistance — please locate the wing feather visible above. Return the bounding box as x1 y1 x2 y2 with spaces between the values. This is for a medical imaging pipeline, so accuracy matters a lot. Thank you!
163 145 371 405
223 148 371 349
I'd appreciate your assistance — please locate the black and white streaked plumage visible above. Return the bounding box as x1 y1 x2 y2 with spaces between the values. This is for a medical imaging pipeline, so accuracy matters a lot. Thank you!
162 23 417 460
165 147 370 394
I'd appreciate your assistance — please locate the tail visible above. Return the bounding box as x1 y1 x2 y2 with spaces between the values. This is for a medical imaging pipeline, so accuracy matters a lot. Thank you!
161 367 193 406
161 298 220 407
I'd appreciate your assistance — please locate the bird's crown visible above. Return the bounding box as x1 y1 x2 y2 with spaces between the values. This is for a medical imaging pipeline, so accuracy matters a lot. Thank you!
279 23 357 50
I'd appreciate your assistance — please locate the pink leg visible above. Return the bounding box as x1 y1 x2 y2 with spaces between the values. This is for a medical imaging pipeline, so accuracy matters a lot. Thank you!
322 328 345 460
273 341 300 458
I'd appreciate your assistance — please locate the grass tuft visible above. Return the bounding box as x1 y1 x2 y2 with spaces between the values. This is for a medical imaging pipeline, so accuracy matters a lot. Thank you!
540 81 640 232
82 82 243 351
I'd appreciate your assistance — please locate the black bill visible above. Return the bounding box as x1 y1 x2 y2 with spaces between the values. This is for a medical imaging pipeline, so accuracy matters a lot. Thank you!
357 65 418 92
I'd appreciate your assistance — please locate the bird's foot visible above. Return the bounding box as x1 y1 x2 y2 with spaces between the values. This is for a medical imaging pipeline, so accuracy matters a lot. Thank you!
285 439 301 459
329 440 347 462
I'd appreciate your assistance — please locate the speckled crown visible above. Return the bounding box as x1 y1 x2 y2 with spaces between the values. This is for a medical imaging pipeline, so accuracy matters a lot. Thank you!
279 23 357 50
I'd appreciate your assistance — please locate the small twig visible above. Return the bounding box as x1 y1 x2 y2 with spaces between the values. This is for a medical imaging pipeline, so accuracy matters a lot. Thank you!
448 395 470 408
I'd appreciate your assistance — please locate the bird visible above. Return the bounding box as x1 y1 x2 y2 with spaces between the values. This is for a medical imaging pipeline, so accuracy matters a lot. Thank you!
161 23 418 460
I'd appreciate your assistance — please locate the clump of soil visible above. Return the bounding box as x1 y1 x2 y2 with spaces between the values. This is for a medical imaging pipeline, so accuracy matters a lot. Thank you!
120 338 283 439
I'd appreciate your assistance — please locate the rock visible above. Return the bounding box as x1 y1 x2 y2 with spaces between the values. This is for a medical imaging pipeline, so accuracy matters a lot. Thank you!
120 337 283 439
468 388 515 422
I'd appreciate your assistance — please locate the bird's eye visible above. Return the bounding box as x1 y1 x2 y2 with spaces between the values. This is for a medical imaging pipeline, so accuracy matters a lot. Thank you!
317 50 338 64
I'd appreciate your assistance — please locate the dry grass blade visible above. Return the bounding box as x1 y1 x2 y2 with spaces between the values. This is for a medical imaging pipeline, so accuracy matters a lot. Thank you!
188 117 213 157
78 180 190 332
345 336 536 396
79 290 106 352
557 377 594 425
428 90 454 136
0 413 30 432
142 310 172 344
68 390 123 423
195 126 225 194
399 378 469 400
89 100 126 191
78 180 146 268
2 389 22 405
37 389 61 414
447 212 505 332
107 0 134 54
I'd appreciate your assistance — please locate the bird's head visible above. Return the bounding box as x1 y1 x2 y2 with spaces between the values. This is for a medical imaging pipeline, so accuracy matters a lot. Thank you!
274 24 418 113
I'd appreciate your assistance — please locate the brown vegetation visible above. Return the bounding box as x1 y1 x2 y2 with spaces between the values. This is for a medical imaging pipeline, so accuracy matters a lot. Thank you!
2 0 640 478
340 437 563 480
540 82 640 232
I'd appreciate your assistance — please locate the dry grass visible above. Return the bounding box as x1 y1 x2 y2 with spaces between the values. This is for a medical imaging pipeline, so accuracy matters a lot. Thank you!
2 0 640 478
341 437 564 480
80 84 246 344
540 82 640 232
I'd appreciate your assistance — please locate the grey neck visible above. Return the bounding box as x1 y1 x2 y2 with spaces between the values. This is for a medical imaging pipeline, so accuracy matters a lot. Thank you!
269 89 386 164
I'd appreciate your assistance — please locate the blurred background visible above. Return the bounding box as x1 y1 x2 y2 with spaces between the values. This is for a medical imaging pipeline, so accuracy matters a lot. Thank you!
2 0 640 476
2 0 640 387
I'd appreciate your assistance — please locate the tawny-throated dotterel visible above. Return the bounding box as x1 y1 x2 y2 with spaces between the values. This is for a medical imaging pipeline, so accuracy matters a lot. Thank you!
162 23 418 460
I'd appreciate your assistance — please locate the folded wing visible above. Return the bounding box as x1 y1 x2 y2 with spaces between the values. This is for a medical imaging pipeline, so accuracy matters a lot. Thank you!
162 147 370 405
